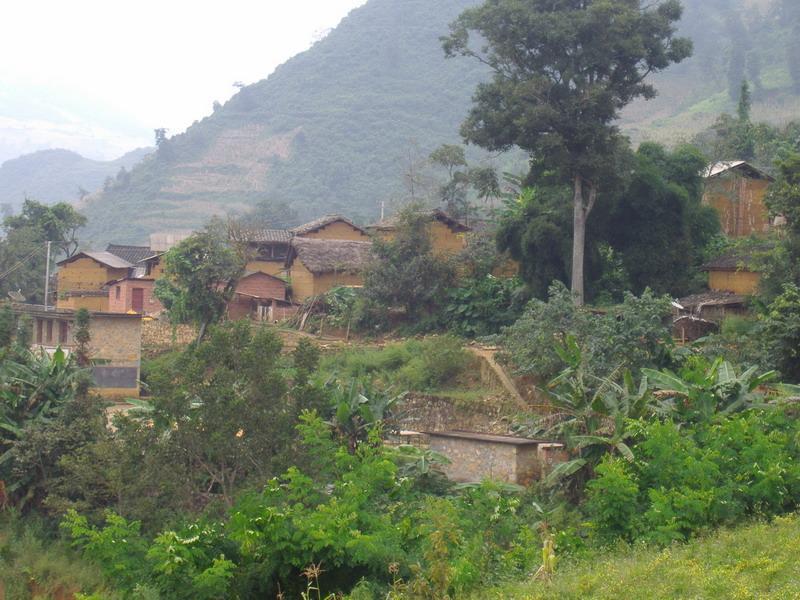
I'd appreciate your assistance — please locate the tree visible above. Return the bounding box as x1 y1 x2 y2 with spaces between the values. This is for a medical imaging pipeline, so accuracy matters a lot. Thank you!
154 225 244 341
430 144 471 219
73 308 91 368
247 197 300 229
443 0 692 304
0 199 86 303
362 204 457 319
600 143 720 295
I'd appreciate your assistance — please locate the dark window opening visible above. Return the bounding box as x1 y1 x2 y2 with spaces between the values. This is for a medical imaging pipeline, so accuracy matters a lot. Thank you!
36 319 43 344
115 286 121 299
59 321 68 344
46 320 53 344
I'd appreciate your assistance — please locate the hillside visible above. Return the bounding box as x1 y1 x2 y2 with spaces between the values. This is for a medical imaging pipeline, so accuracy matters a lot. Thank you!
483 515 800 599
80 0 798 246
0 147 151 211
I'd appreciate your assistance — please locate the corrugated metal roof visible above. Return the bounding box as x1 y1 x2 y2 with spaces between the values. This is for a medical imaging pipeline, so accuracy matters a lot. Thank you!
58 251 133 269
702 161 774 181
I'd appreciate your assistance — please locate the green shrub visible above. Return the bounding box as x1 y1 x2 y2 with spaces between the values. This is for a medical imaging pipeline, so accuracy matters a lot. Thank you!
585 458 641 542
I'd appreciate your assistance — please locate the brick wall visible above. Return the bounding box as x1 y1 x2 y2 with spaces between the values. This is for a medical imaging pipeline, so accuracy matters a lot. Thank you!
108 279 164 315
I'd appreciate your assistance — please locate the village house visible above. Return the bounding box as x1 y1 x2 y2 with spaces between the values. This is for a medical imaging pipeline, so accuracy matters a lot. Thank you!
285 237 372 302
426 430 566 486
702 161 775 238
703 249 762 295
56 251 134 311
226 270 296 321
242 229 292 277
291 214 371 241
13 303 143 398
367 209 470 255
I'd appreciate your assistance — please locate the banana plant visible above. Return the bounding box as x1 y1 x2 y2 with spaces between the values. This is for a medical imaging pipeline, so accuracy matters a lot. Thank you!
326 379 405 453
642 357 776 422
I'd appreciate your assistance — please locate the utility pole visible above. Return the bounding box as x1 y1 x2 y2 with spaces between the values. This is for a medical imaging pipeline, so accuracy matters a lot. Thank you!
380 201 385 221
43 240 51 310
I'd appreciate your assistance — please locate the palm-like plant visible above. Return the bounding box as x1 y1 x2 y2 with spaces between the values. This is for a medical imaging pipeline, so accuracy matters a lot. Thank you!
0 348 89 459
642 357 776 423
327 379 405 453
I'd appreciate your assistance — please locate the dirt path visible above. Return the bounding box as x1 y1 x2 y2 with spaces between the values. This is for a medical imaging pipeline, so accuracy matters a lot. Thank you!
467 346 527 409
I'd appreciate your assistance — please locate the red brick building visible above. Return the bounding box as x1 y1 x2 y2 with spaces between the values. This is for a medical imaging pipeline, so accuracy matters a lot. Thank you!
108 278 164 315
227 271 296 321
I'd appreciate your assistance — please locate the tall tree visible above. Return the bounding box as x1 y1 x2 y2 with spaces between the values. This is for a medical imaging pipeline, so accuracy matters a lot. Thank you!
0 199 86 303
443 0 691 304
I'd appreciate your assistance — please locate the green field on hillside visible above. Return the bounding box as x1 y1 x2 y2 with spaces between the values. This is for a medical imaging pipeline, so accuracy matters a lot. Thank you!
483 515 800 600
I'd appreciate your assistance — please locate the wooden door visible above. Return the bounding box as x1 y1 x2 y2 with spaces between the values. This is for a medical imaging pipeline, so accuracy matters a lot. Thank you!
131 288 144 312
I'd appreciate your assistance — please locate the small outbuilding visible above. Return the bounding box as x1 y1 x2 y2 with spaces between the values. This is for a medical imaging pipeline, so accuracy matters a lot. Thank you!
426 430 566 486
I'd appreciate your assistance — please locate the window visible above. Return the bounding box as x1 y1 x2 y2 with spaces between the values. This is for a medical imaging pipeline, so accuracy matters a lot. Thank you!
46 320 53 344
36 319 43 344
59 321 68 344
115 286 121 299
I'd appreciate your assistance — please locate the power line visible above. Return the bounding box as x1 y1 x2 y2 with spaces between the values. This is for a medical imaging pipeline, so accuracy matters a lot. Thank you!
0 246 45 281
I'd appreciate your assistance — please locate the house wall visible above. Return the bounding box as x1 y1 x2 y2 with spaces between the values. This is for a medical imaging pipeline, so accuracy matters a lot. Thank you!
25 311 142 398
703 174 771 238
374 220 467 255
236 273 287 301
708 270 761 295
58 294 109 312
428 436 520 484
287 260 364 302
108 279 163 315
245 260 285 277
299 221 369 241
87 315 142 398
57 258 128 293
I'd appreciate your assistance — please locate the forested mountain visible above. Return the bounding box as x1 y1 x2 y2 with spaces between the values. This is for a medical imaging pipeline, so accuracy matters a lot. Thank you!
0 147 151 212
79 0 799 245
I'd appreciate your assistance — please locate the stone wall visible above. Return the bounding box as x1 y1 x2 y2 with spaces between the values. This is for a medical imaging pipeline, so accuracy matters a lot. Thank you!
398 393 517 434
429 436 518 483
142 319 197 354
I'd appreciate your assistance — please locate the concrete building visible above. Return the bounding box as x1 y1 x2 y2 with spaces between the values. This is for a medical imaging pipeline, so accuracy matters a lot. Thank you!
13 304 143 399
426 430 566 486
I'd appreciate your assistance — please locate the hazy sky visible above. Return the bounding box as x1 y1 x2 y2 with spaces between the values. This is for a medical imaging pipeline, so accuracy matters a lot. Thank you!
0 0 367 158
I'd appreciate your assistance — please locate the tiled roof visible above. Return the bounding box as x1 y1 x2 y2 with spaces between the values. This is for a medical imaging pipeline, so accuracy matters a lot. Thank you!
290 214 367 236
106 244 154 264
242 228 292 243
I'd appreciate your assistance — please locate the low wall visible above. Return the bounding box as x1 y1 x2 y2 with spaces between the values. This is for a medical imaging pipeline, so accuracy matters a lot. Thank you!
141 319 197 354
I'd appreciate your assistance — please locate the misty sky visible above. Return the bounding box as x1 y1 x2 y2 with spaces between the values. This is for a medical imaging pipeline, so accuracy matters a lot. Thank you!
0 0 367 160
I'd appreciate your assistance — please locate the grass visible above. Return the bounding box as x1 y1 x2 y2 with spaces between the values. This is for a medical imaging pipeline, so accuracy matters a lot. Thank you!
481 515 800 599
319 335 476 394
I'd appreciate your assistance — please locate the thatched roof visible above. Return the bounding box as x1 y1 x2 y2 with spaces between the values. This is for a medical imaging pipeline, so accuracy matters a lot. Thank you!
676 291 748 311
368 208 470 233
288 238 372 275
290 214 367 236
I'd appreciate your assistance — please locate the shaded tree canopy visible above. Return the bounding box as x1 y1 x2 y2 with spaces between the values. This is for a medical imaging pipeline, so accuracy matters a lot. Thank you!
154 225 244 341
443 0 692 303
